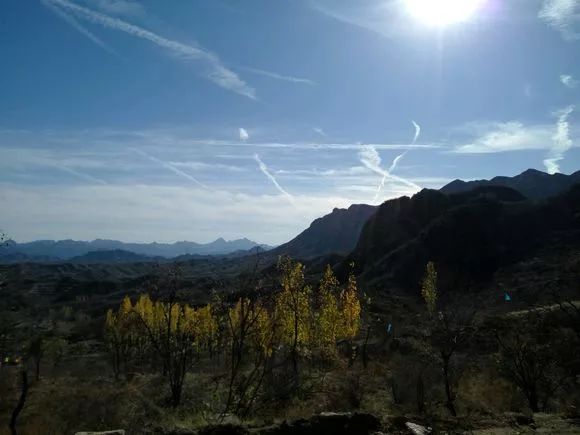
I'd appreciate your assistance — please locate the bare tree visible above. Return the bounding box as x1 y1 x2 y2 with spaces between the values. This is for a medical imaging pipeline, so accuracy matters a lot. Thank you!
428 306 475 416
495 315 569 412
9 369 28 435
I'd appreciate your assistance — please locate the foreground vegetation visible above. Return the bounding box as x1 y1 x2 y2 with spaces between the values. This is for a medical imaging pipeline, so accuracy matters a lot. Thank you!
1 256 579 434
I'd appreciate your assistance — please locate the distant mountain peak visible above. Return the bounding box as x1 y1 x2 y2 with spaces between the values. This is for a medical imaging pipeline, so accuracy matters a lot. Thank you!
519 168 546 177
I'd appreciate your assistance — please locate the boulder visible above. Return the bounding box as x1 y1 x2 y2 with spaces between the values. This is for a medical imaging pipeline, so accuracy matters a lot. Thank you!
405 422 431 435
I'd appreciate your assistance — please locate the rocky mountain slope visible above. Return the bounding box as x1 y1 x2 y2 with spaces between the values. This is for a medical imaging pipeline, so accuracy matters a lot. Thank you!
269 204 377 259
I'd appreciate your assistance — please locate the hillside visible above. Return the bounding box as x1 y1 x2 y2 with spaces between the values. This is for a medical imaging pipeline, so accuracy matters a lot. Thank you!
347 184 580 294
269 204 377 259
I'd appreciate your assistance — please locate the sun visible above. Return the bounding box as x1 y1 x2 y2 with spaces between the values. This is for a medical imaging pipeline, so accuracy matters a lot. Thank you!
406 0 483 27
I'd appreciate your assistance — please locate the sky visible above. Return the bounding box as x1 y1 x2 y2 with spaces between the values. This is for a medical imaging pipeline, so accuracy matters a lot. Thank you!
1 0 579 245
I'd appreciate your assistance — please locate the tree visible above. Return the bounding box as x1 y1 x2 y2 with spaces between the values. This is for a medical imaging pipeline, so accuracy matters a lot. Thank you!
105 288 218 407
223 296 276 417
28 335 45 381
315 265 341 357
421 261 438 316
9 369 28 435
340 269 362 340
104 297 135 380
276 256 312 374
429 307 475 417
496 316 569 412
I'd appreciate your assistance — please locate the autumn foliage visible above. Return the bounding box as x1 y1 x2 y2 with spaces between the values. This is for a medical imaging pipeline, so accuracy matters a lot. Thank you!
104 257 362 408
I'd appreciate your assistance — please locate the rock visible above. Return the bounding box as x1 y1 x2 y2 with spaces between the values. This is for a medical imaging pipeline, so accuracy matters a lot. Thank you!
405 422 431 435
515 415 535 426
259 412 380 434
198 424 249 435
75 431 125 435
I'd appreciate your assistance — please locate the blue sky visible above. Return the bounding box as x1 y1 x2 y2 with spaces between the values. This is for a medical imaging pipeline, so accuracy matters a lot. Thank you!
1 0 579 244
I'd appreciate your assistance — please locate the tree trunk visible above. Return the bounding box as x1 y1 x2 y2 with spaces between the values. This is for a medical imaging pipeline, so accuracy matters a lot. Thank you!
10 370 28 435
362 326 371 369
442 356 457 417
528 389 540 413
416 374 425 414
35 357 40 381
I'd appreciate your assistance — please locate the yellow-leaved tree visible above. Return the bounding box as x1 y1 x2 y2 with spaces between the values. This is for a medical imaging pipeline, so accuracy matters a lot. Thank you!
421 261 438 315
340 270 362 340
276 256 312 373
316 265 341 356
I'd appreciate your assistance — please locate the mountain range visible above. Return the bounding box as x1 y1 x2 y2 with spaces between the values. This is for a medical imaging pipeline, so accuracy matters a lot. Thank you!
2 169 579 268
0 237 272 263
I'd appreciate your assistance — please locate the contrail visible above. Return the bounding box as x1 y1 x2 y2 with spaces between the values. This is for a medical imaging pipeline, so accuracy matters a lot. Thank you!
388 152 406 173
543 105 574 174
359 146 420 203
412 120 421 145
242 67 316 85
132 148 208 188
370 120 422 201
41 0 114 53
59 166 107 185
254 154 295 205
239 128 249 142
42 0 256 99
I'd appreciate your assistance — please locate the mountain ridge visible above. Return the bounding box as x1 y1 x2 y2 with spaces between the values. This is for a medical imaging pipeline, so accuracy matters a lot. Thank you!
1 237 273 261
441 168 580 199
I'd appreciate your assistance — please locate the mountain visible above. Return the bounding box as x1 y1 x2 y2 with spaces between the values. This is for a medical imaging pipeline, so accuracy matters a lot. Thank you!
0 237 272 261
270 204 378 259
68 249 162 264
345 183 580 293
441 168 580 199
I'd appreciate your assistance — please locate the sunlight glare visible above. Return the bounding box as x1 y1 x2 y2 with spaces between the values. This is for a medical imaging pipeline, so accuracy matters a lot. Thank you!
406 0 483 27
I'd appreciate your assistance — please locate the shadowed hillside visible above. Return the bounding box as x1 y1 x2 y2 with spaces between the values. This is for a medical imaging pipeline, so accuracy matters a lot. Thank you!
269 204 377 259
346 184 580 294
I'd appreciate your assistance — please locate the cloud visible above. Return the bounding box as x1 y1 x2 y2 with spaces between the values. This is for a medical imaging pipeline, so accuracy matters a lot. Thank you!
539 0 580 41
560 74 579 88
358 145 420 203
239 128 249 142
453 122 555 153
242 67 316 85
313 127 327 137
131 148 208 188
544 105 575 174
254 154 295 205
451 109 576 173
43 0 256 99
0 184 355 245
